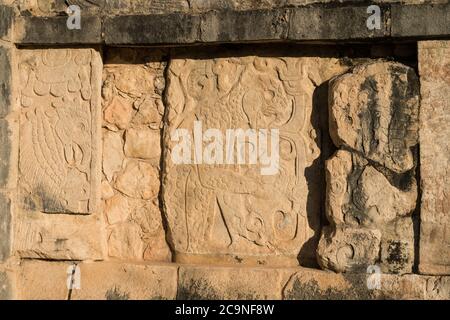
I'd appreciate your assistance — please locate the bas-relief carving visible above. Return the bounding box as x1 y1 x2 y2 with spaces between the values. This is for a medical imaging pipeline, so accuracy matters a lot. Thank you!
318 61 420 274
418 41 450 275
163 55 346 265
18 48 102 214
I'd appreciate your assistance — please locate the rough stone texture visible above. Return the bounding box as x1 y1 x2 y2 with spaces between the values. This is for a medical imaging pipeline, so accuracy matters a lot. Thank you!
329 61 420 174
15 16 102 44
0 46 12 118
163 50 347 266
0 4 13 41
11 3 450 44
317 225 382 273
71 262 177 300
0 193 12 262
12 261 450 300
16 261 178 300
178 265 293 300
288 4 390 40
13 0 447 16
283 269 450 300
0 270 13 300
317 61 420 274
13 213 105 260
391 2 450 37
18 48 102 214
102 49 171 263
418 41 450 275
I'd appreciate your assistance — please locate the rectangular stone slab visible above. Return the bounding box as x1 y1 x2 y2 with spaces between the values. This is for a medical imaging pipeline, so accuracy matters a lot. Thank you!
418 41 450 275
163 51 347 265
17 48 102 214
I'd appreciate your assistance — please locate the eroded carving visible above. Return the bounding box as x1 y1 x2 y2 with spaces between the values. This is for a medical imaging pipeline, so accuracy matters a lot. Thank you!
163 54 346 265
18 49 102 214
318 61 420 274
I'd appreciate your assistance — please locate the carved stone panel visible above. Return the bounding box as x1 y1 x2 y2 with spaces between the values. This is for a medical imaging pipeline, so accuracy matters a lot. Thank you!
18 49 102 214
163 54 346 265
318 61 420 274
418 41 450 275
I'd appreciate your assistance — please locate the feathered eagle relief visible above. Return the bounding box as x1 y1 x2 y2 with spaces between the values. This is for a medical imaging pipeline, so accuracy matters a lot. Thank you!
18 49 95 214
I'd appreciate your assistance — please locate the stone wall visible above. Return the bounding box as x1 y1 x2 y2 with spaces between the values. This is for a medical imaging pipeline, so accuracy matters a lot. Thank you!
0 2 449 300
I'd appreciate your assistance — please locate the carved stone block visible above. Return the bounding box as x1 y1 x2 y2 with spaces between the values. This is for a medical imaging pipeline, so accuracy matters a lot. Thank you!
163 53 347 265
318 61 420 274
418 41 450 275
18 48 102 214
329 61 419 173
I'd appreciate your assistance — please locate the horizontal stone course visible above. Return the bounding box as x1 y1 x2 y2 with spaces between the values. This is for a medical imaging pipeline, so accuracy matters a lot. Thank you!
10 3 450 45
12 261 450 300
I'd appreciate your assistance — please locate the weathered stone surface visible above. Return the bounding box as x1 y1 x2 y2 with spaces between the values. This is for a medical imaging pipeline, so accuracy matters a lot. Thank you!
329 61 420 174
0 119 14 189
102 130 124 182
14 213 105 260
124 128 161 160
115 160 159 200
12 260 450 300
17 260 68 299
391 3 450 37
325 150 417 228
200 9 289 42
104 14 200 45
178 265 293 300
317 225 382 273
15 16 102 44
0 5 13 41
72 262 177 300
18 48 102 214
0 270 13 300
283 269 450 300
102 49 170 263
9 3 450 45
418 41 450 275
318 61 419 274
288 5 389 41
0 46 12 118
17 261 178 300
106 192 171 262
163 53 347 266
0 192 11 262
103 96 133 130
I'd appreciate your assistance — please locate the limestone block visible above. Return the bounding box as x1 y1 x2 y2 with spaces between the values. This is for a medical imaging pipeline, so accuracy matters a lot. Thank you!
72 262 178 300
102 129 124 182
115 159 159 200
0 192 12 262
17 260 178 300
0 270 13 300
106 197 171 262
329 61 419 173
317 225 381 273
163 54 347 265
319 61 420 274
124 128 161 160
178 265 293 300
283 270 449 300
418 41 450 275
18 48 102 214
325 150 417 228
14 213 105 260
